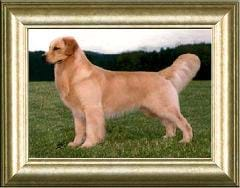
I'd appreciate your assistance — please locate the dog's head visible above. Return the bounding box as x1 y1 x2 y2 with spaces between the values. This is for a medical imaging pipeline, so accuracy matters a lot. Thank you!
44 37 78 64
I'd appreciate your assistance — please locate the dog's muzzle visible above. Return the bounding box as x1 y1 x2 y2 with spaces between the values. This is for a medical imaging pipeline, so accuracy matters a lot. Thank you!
41 53 63 64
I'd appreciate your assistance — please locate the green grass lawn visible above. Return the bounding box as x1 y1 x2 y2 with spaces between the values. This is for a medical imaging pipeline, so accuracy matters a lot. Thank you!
29 81 211 158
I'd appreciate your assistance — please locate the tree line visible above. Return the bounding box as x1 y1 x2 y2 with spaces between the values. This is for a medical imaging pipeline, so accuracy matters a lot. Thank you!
29 43 211 81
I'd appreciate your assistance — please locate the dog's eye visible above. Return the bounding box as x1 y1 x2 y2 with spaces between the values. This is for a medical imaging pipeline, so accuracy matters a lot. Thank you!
53 47 60 51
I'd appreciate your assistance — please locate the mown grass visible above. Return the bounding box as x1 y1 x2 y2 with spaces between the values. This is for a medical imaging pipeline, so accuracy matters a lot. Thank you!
29 81 211 158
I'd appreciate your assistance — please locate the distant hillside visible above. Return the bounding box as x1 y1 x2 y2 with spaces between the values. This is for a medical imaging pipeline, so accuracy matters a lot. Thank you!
29 43 211 81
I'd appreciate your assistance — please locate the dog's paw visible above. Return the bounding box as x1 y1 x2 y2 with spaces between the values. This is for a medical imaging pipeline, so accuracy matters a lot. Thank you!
67 142 81 149
80 140 96 148
178 138 191 144
163 135 169 139
163 133 176 139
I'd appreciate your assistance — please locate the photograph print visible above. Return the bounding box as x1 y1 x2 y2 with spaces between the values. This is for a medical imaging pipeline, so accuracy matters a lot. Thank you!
28 29 211 158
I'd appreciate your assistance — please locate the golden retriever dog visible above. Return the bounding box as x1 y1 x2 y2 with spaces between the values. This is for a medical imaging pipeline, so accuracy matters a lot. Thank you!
44 36 201 148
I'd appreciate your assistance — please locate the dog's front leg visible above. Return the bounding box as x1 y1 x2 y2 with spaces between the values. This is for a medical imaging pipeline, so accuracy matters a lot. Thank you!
81 106 105 148
68 115 86 148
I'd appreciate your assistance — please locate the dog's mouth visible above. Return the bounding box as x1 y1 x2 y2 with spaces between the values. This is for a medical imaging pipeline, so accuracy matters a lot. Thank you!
55 60 64 64
45 57 64 65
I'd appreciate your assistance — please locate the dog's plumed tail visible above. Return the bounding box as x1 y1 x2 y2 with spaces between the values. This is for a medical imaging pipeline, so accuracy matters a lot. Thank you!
159 54 201 93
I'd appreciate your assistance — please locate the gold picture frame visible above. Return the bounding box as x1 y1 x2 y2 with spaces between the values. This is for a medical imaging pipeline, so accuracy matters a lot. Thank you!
1 0 239 186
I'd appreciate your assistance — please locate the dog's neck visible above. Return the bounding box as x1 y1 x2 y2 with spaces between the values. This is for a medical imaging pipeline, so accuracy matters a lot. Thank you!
54 48 93 83
75 48 92 66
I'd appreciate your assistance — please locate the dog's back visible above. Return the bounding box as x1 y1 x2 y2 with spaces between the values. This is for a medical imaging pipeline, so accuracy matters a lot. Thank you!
99 70 172 117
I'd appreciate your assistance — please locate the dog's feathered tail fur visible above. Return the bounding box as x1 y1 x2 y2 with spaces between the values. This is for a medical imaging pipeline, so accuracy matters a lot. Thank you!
159 53 201 93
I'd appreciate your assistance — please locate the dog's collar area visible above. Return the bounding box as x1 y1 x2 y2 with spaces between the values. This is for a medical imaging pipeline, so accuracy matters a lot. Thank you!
55 60 64 64
55 55 72 64
55 54 74 64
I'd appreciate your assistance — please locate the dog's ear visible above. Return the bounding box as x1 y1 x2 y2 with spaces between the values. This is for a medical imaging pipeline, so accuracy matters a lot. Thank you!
63 37 78 56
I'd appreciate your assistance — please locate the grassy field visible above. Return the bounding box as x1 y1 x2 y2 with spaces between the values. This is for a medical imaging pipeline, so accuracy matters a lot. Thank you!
29 81 211 158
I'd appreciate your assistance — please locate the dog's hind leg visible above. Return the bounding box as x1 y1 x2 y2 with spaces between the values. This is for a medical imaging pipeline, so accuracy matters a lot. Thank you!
161 119 177 139
68 115 86 148
142 102 192 143
159 108 192 143
140 107 176 139
81 106 105 148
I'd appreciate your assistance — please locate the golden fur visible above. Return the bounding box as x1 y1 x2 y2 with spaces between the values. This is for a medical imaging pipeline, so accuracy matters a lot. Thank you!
45 36 201 148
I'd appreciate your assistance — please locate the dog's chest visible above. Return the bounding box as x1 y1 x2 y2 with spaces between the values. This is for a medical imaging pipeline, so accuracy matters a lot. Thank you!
58 87 84 114
55 74 69 98
55 69 83 112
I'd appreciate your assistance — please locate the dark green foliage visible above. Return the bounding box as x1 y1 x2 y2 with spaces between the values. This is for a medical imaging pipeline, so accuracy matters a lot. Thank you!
29 51 54 81
29 43 211 81
29 81 211 158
